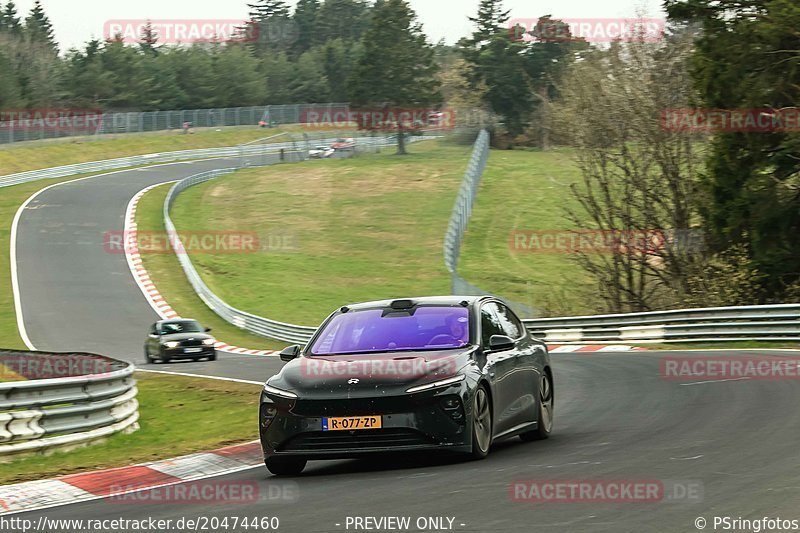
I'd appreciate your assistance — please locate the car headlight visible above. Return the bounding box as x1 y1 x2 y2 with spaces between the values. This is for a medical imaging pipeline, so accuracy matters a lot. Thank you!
163 341 180 349
406 374 466 394
263 383 297 399
202 338 216 346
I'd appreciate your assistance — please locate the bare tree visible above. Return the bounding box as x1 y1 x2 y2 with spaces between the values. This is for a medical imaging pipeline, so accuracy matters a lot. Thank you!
552 30 705 313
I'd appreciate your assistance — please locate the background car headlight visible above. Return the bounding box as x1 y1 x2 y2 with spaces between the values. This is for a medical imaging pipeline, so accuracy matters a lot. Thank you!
163 341 179 349
202 338 216 346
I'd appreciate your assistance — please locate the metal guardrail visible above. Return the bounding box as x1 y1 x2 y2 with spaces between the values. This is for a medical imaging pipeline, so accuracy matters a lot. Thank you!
441 130 536 318
0 138 336 189
443 130 490 276
523 304 800 344
164 134 427 344
0 350 138 457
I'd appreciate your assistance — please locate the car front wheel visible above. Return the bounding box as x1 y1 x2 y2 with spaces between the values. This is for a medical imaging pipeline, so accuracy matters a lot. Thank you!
470 385 492 459
265 457 306 476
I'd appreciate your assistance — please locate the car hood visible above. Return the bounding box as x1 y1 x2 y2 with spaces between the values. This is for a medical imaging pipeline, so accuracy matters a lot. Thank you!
269 348 474 398
160 332 213 342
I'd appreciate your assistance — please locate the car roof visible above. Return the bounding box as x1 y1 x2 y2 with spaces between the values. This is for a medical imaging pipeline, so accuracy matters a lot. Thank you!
156 318 198 325
341 295 492 311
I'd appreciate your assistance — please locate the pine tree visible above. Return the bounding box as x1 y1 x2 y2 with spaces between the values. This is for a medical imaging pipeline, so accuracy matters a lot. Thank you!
665 0 800 299
349 0 441 154
248 0 290 20
460 0 539 137
0 50 23 108
24 0 57 53
247 0 292 55
315 0 370 45
467 0 510 44
139 21 159 56
291 0 319 57
1 1 22 34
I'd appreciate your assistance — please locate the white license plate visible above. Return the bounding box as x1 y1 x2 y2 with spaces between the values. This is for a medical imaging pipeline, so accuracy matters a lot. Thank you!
184 347 203 353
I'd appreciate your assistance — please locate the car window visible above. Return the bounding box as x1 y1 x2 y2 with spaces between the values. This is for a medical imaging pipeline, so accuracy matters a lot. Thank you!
495 303 525 340
310 306 470 355
160 320 204 334
480 303 505 347
149 323 157 335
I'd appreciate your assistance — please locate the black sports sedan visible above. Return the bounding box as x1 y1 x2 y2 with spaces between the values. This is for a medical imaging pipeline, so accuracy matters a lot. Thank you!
259 296 553 476
144 319 217 363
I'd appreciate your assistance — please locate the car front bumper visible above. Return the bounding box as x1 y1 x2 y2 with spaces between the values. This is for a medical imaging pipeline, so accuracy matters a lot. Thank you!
259 387 472 460
161 346 216 359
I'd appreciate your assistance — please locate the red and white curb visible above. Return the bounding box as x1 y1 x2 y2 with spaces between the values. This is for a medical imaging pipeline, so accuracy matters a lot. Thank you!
0 441 263 515
548 345 646 353
124 185 276 357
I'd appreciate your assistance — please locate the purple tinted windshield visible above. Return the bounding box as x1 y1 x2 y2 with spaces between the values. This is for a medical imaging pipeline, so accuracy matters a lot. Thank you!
311 306 470 355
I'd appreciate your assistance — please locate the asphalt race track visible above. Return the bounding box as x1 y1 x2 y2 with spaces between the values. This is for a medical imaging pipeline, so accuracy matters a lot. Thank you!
11 156 800 531
14 155 285 382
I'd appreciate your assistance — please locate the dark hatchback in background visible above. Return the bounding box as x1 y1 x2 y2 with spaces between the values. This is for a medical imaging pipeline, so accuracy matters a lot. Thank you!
144 319 217 363
259 296 553 476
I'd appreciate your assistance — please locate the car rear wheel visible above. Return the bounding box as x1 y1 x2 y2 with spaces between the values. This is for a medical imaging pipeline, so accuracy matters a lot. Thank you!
470 385 492 459
265 457 306 476
520 372 553 442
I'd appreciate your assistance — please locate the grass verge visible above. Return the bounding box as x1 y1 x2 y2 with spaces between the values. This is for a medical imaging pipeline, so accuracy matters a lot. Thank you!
135 186 288 351
458 148 595 317
164 140 471 326
0 372 260 485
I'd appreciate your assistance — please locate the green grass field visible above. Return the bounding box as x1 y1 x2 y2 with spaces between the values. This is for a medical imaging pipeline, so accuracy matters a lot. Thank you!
164 140 475 326
0 372 260 485
458 148 596 317
135 186 288 351
156 140 596 330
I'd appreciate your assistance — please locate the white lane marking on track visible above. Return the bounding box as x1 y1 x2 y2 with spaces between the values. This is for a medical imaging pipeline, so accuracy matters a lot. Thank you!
680 377 751 386
670 455 704 461
9 158 241 350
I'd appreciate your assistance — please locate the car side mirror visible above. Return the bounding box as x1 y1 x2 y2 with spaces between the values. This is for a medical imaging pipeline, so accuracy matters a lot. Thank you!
205 327 212 332
148 333 158 338
280 345 301 362
488 335 515 352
